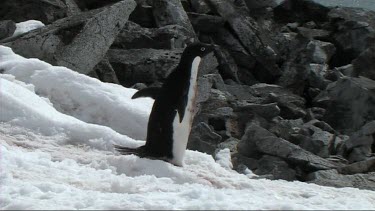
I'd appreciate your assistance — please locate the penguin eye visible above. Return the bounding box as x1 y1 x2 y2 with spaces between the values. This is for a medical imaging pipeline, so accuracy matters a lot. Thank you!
200 47 205 52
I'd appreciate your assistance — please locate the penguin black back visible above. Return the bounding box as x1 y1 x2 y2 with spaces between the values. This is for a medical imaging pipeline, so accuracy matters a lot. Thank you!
115 42 215 166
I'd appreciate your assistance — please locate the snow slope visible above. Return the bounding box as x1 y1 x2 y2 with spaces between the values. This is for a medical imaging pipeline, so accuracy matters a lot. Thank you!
1 45 375 209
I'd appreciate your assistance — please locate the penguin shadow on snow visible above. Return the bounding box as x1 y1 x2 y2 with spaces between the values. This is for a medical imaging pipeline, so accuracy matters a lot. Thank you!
114 42 217 167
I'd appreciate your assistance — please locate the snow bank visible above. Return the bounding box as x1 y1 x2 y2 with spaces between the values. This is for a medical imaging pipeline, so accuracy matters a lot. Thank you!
12 20 45 37
1 44 375 210
0 45 153 140
2 125 375 210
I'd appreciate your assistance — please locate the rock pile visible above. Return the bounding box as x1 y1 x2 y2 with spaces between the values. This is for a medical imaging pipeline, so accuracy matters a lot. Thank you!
1 0 374 190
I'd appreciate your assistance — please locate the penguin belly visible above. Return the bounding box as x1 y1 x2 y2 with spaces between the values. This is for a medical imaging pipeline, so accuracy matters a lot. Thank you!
170 56 201 166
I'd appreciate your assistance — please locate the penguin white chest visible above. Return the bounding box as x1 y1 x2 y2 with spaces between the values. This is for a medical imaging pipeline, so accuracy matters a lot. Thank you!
170 56 201 166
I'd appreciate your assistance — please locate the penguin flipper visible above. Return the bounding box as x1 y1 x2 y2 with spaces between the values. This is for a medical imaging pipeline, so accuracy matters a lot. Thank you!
131 87 161 99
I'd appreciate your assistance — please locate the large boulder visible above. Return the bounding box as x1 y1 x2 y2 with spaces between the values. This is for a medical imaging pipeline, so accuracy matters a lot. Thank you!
344 121 375 163
274 0 331 23
152 0 196 40
255 155 296 181
187 122 222 156
314 77 375 134
307 169 375 191
352 47 375 81
0 20 16 40
238 123 339 171
0 0 67 24
113 21 192 50
3 0 137 75
328 7 375 66
207 0 281 83
107 48 182 87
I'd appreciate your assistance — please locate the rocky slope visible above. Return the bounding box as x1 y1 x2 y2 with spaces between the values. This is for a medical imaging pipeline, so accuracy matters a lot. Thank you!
1 0 374 190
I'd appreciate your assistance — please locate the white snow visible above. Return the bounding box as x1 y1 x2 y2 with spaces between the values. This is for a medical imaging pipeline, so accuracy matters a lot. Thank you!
12 20 45 37
1 45 375 209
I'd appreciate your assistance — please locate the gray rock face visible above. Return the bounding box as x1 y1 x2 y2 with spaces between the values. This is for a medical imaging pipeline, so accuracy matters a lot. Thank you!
328 7 375 65
307 169 375 191
207 0 281 83
238 123 338 171
93 58 120 84
187 122 222 155
352 47 375 81
345 121 375 163
107 48 182 86
3 0 137 75
152 0 196 40
255 155 296 181
314 77 375 134
113 21 192 50
0 0 67 24
0 20 16 40
274 0 331 23
339 158 375 175
188 13 225 33
249 83 307 119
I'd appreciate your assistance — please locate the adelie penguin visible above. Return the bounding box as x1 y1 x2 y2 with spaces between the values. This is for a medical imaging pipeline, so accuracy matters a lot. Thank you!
114 42 215 166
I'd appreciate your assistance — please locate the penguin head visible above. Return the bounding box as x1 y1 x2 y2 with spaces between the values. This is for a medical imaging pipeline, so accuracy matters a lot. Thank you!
182 42 216 59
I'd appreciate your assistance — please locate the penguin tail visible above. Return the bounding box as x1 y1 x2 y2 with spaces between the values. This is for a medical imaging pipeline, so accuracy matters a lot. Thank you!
113 144 147 157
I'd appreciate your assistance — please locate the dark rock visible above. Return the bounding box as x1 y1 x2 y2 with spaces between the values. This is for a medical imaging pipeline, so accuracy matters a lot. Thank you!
73 0 123 10
336 64 354 77
0 20 16 40
352 47 375 81
201 74 226 91
328 7 375 66
338 158 375 175
237 123 273 158
129 4 155 28
190 0 212 14
306 40 336 64
225 85 259 102
314 77 375 134
228 83 307 119
305 107 326 121
187 122 222 155
152 0 196 40
113 21 192 49
63 0 81 16
93 58 119 84
207 0 281 83
296 27 330 40
3 0 137 75
0 0 67 24
131 83 148 90
232 152 259 171
212 28 256 70
188 13 225 33
255 155 296 181
299 128 335 158
278 38 335 93
244 0 277 18
269 118 305 141
307 169 375 191
198 52 219 76
267 92 306 119
107 48 182 87
217 137 240 153
213 47 240 82
240 123 339 170
345 121 375 163
233 101 280 120
274 0 331 23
